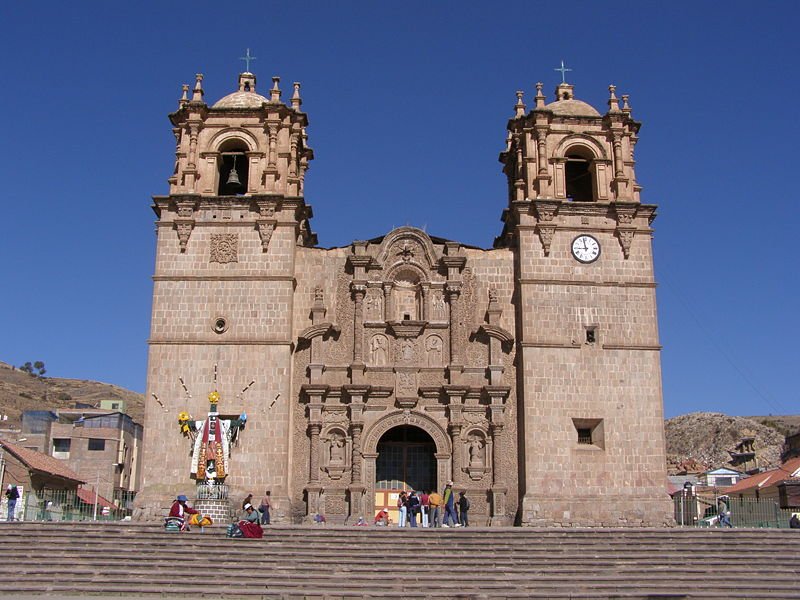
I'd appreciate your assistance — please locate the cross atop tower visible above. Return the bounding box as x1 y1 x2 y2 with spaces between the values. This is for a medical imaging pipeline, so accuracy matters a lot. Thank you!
554 60 572 83
239 48 257 73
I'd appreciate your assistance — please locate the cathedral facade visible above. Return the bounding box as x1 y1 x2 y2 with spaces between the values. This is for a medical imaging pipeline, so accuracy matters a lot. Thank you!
135 69 672 526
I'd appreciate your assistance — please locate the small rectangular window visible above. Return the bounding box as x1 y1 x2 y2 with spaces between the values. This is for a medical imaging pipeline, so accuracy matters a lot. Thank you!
88 438 106 451
572 418 605 449
53 438 71 453
585 326 597 344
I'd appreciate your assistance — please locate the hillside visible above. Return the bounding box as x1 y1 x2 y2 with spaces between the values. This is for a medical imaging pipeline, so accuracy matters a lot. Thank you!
665 412 789 474
0 361 144 427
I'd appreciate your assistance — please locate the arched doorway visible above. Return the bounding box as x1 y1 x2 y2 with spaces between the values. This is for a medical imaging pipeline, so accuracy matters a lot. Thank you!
375 425 436 524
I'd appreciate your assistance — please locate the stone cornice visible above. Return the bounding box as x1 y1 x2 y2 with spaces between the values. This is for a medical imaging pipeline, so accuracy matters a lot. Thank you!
517 278 657 288
148 339 291 345
153 275 295 282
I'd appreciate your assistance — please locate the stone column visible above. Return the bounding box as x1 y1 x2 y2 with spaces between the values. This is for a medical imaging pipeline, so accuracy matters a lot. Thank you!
348 423 365 519
535 126 548 175
447 284 462 366
420 283 430 321
308 423 322 484
351 423 363 484
383 283 394 323
185 123 200 191
612 132 625 178
352 285 366 364
490 423 503 486
449 423 463 483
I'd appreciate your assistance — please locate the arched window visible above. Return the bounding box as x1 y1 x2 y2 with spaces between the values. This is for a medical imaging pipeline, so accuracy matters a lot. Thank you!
217 139 249 195
564 149 595 202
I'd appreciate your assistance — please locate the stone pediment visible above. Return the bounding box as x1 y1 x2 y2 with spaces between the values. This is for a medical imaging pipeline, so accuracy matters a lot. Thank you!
374 227 439 270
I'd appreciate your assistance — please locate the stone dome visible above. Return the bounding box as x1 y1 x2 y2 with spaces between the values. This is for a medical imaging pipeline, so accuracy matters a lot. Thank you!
212 90 269 109
544 98 601 117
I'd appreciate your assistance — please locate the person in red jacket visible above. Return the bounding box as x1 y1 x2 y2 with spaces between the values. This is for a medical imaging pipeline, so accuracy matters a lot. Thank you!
166 494 198 531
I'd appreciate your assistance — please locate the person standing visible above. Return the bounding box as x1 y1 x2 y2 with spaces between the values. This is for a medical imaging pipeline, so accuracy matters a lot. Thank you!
442 481 460 527
428 489 442 527
397 491 408 527
5 485 19 522
408 491 420 528
259 490 271 525
458 491 470 527
420 490 430 527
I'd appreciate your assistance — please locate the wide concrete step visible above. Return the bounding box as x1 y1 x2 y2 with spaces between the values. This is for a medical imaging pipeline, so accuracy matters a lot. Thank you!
0 523 797 599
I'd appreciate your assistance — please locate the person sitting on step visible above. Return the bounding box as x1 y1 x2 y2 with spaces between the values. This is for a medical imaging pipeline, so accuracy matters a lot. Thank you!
165 494 199 532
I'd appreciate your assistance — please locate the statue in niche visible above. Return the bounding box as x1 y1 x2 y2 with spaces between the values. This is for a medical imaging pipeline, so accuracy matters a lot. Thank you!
329 433 346 464
468 435 485 467
400 339 414 362
426 335 443 366
370 334 388 366
432 293 446 320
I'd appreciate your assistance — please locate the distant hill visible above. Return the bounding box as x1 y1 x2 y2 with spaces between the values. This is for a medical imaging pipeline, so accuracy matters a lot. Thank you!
665 412 793 475
0 361 144 427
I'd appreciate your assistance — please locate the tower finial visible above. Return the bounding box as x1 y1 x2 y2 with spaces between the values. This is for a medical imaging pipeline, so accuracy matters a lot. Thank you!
270 76 281 103
554 60 572 84
621 94 631 113
179 84 189 107
192 74 204 102
514 91 526 117
291 82 302 110
607 84 620 112
534 82 546 108
239 48 257 73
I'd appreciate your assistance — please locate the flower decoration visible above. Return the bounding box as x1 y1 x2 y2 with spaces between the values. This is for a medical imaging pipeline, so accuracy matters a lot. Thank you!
208 391 220 404
177 411 193 436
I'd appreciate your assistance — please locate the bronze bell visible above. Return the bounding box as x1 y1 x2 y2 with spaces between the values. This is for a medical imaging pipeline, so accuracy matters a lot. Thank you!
226 155 242 188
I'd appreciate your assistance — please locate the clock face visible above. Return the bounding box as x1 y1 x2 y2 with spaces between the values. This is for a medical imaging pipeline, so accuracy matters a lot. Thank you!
571 235 601 263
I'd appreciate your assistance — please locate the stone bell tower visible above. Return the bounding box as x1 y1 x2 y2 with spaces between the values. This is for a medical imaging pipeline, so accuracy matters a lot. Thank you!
498 79 673 525
135 68 314 519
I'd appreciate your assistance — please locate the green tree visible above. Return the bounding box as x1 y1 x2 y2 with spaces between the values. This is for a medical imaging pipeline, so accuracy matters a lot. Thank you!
33 361 46 376
20 362 33 375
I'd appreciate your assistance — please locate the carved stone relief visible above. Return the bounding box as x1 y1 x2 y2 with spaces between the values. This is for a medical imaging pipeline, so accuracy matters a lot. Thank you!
209 233 239 264
369 334 389 366
396 371 417 397
425 335 443 366
365 288 384 321
431 292 447 321
399 339 415 363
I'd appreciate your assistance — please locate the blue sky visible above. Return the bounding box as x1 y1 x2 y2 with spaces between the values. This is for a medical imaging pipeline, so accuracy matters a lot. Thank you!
1 1 797 418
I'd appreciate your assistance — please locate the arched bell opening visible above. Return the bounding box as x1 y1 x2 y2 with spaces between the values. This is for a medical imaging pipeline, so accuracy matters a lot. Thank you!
217 139 249 195
375 425 436 522
565 149 595 202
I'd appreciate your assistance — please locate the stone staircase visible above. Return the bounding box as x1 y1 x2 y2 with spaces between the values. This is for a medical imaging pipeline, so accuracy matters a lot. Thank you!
0 522 799 598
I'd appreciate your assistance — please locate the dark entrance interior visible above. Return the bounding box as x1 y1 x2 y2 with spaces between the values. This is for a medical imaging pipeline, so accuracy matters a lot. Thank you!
376 425 436 493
